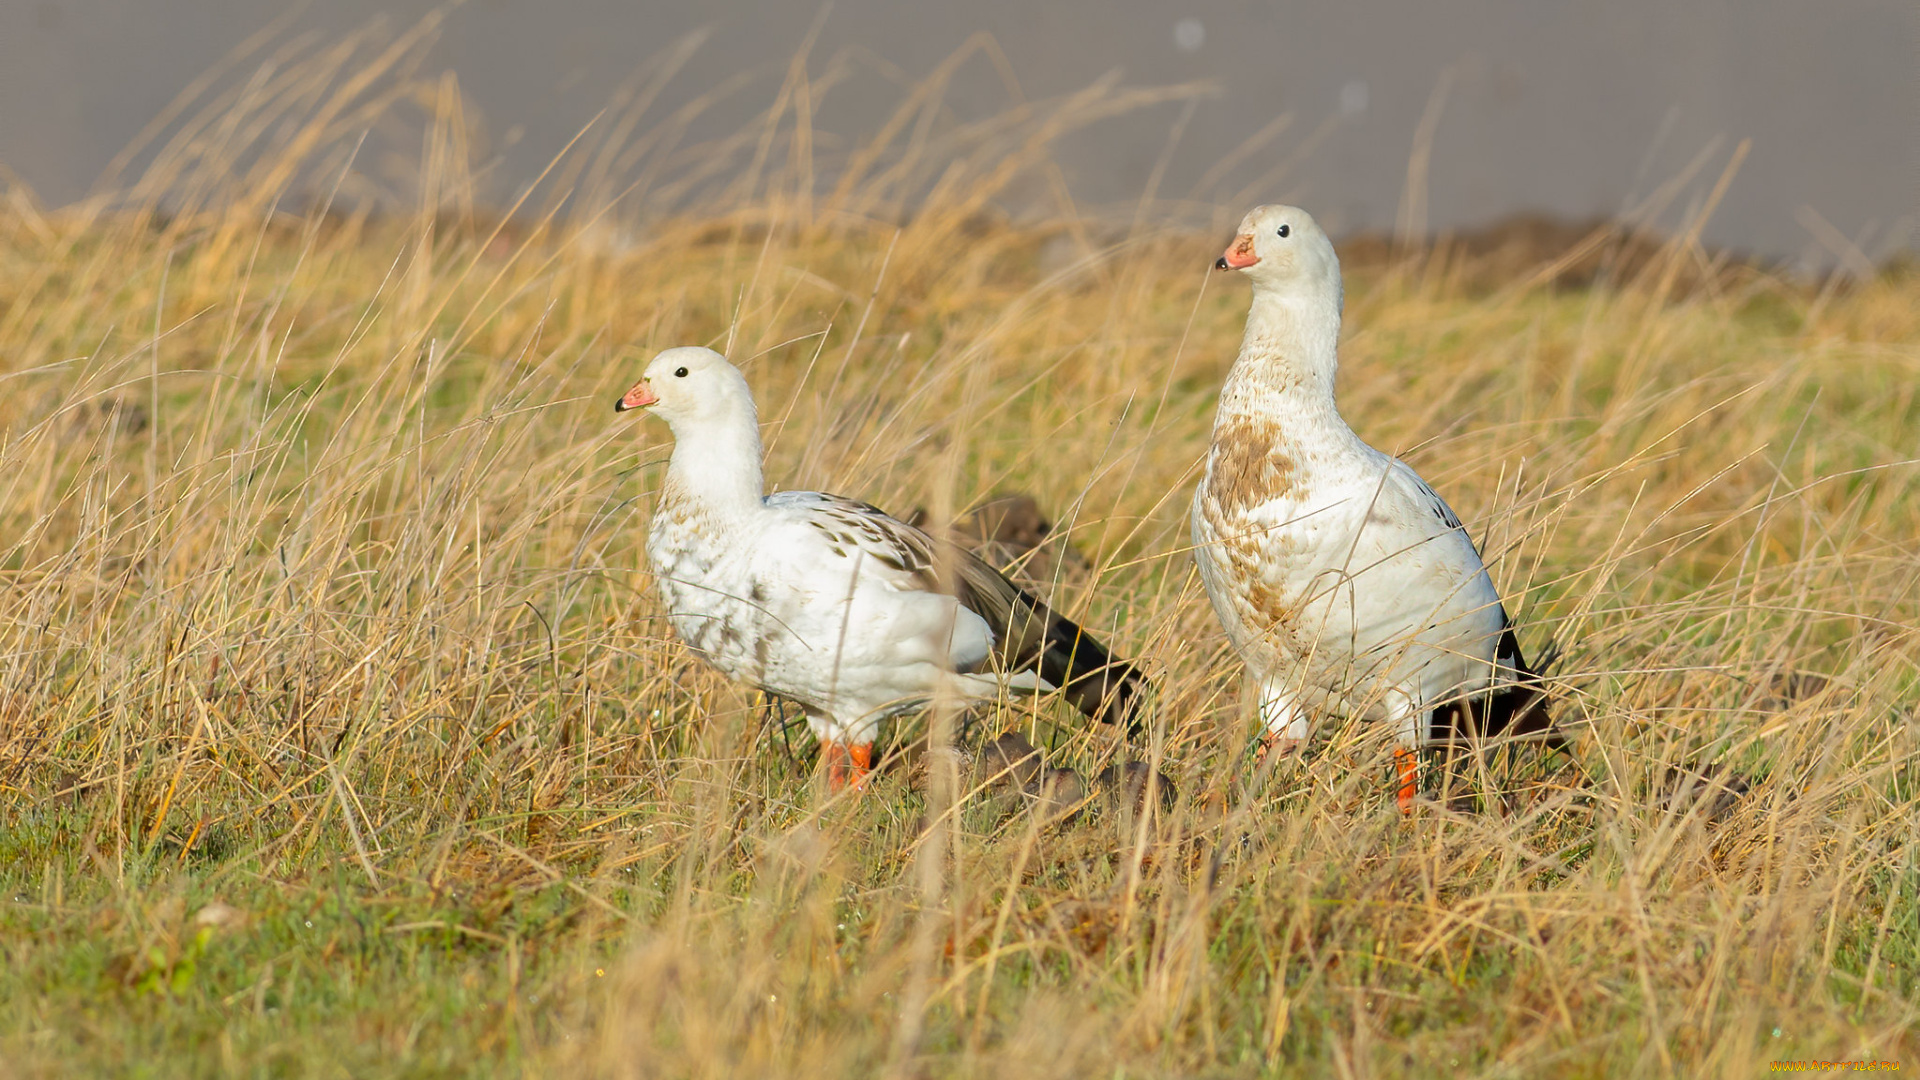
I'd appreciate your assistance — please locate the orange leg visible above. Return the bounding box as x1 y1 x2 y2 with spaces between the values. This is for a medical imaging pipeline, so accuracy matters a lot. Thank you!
1394 747 1419 815
1255 732 1303 767
822 740 875 792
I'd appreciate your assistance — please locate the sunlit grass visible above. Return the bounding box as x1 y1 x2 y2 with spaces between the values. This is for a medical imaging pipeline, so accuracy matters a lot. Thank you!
1 25 1916 1080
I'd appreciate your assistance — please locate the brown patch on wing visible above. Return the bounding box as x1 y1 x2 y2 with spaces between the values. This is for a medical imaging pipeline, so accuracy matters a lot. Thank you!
792 495 938 577
1205 415 1298 516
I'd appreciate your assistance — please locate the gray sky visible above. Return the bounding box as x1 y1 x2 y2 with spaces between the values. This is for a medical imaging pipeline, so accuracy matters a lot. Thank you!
2 0 1914 265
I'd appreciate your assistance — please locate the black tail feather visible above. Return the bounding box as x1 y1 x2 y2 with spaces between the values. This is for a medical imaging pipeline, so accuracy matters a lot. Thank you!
941 546 1151 735
1035 612 1150 734
1433 628 1564 751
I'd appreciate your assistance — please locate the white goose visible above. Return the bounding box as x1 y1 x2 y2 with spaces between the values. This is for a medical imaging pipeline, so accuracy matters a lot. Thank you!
617 347 1147 789
1193 206 1558 812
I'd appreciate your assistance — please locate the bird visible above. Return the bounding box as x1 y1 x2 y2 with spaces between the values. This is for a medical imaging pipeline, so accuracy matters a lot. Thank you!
615 346 1149 791
1193 205 1561 813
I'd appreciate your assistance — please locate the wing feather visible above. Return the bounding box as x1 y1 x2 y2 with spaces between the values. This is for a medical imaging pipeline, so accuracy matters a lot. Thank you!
765 490 1147 727
1375 465 1564 749
1388 459 1465 532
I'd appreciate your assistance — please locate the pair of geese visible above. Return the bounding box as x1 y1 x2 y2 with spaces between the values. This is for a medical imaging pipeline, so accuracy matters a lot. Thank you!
617 206 1561 812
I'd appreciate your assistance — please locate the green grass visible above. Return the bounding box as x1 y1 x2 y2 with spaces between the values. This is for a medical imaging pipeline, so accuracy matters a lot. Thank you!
2 27 1918 1079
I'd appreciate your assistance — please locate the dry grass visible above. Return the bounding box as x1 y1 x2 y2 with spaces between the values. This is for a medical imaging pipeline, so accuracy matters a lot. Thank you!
1 27 1917 1080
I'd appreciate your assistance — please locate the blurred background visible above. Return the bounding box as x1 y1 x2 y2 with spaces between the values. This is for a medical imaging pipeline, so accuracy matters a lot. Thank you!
1 0 1914 270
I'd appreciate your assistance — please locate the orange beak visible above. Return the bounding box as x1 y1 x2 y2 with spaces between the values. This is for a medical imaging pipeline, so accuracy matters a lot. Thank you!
1215 233 1259 270
615 380 659 412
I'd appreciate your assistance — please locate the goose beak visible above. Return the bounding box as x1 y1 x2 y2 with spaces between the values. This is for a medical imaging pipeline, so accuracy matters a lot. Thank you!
1216 233 1259 270
615 380 659 412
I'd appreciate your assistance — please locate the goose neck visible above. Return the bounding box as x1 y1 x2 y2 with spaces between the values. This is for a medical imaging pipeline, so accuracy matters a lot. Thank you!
663 413 766 517
1219 289 1345 426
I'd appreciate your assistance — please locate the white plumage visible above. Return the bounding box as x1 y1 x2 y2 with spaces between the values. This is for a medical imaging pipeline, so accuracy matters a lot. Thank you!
1193 206 1557 810
617 347 1146 789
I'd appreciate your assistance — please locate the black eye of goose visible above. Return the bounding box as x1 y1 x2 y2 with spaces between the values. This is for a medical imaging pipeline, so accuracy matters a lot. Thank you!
674 366 688 378
1276 224 1290 238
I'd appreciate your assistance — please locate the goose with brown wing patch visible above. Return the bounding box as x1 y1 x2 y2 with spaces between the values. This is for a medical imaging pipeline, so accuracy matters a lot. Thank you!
617 347 1149 791
1195 206 1562 813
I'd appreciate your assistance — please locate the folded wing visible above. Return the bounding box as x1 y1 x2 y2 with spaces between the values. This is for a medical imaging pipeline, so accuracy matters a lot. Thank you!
766 491 1148 730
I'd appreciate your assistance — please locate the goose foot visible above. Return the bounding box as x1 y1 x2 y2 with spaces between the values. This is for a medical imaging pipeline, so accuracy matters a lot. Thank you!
1255 732 1303 766
1394 747 1419 815
822 740 874 792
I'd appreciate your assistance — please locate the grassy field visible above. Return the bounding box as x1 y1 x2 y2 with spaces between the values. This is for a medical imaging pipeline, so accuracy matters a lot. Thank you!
2 35 1917 1079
